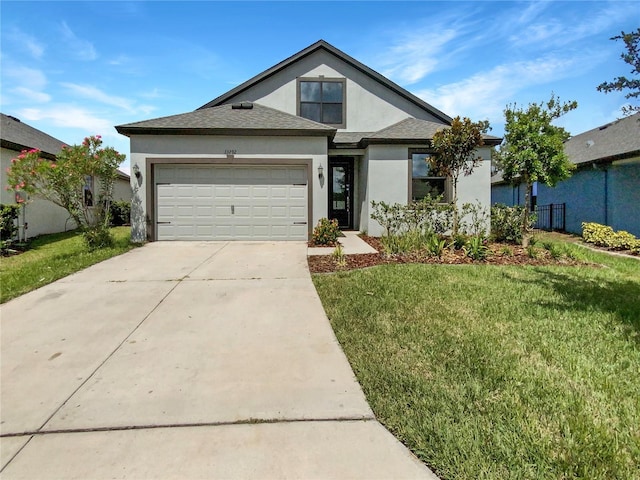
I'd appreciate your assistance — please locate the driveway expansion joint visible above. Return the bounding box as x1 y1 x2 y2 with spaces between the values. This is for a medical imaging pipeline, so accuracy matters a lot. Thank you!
2 415 377 438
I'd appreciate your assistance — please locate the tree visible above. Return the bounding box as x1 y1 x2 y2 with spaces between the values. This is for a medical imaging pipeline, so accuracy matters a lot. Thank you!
6 135 125 249
495 94 577 245
430 116 488 235
597 28 640 116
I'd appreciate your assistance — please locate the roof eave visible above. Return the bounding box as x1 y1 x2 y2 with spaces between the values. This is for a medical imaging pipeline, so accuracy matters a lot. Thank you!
0 139 57 159
115 126 336 138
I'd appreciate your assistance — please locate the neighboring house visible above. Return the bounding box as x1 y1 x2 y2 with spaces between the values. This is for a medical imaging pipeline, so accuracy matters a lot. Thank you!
116 40 499 242
1 113 131 240
491 113 640 237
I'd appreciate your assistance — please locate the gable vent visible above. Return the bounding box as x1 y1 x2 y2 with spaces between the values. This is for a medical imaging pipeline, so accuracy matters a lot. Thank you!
232 102 253 110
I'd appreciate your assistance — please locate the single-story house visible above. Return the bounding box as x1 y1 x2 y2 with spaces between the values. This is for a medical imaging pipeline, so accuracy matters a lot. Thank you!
116 40 500 242
1 113 131 240
491 113 640 236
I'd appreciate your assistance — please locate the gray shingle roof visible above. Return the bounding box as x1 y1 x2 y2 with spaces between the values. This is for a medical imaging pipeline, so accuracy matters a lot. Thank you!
1 113 67 157
116 102 336 137
564 112 640 165
355 118 501 146
197 40 452 125
332 132 375 145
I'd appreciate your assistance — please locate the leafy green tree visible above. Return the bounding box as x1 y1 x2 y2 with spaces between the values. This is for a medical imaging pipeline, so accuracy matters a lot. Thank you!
597 28 640 115
495 94 577 245
6 135 125 249
430 116 488 235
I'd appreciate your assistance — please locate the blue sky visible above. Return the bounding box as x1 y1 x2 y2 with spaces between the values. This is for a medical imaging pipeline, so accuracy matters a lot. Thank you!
1 1 638 173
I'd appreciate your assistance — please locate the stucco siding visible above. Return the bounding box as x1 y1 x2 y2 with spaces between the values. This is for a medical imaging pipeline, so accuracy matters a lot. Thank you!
365 145 410 236
608 161 640 236
128 135 328 242
113 177 132 202
221 49 447 133
537 169 606 235
1 147 75 239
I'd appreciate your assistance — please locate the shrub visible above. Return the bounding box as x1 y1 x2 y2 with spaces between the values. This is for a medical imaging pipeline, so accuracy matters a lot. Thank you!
1 204 20 242
491 204 533 244
426 235 447 257
459 201 489 237
451 233 468 250
582 222 639 251
109 200 131 226
1 204 21 254
463 236 489 261
332 244 347 268
380 230 432 255
312 218 340 245
371 196 454 238
83 225 114 250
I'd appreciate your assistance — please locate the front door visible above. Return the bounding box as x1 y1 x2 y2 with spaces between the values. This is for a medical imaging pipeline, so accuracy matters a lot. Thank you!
328 158 354 229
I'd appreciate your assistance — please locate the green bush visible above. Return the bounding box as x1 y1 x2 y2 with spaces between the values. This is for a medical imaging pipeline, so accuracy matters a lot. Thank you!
1 204 20 242
426 235 447 257
371 196 454 237
82 225 114 250
463 236 489 261
109 200 131 226
582 222 639 252
491 204 532 244
1 204 20 253
312 218 340 246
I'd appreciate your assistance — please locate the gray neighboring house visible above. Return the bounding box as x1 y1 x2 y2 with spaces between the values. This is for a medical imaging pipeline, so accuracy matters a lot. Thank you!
117 40 500 242
492 113 640 237
1 113 131 240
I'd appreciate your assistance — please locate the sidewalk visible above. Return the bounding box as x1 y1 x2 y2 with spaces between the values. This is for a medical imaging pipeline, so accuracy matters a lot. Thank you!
307 231 378 256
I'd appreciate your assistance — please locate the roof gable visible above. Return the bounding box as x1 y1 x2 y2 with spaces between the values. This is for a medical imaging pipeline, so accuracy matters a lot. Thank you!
1 113 67 157
197 40 452 125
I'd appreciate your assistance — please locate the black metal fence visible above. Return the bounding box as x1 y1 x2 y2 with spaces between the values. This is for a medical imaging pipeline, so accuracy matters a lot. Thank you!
534 203 566 231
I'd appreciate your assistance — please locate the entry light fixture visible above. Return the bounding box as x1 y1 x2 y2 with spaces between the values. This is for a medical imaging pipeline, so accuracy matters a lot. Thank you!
318 164 324 178
133 164 141 180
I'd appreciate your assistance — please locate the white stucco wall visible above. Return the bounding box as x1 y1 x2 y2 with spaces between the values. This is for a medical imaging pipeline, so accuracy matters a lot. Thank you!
113 176 132 202
1 147 75 239
364 145 410 236
362 145 492 237
128 134 328 242
221 49 447 133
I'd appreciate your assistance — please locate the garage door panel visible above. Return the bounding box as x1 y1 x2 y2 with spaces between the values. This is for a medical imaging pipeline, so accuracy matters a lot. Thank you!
155 165 308 241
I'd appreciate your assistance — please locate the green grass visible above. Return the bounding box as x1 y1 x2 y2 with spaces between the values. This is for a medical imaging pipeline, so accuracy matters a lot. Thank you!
313 240 640 479
1 227 137 303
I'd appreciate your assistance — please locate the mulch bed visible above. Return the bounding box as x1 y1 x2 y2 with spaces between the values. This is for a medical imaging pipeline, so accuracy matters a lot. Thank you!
308 235 586 274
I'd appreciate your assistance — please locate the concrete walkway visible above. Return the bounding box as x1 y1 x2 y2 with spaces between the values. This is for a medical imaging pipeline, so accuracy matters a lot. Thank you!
1 242 437 479
307 230 378 256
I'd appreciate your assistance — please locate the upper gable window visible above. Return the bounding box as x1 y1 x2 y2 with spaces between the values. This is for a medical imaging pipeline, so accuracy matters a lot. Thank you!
298 78 345 127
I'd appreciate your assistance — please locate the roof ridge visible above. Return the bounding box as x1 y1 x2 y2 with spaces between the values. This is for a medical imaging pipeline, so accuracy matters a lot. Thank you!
196 40 452 124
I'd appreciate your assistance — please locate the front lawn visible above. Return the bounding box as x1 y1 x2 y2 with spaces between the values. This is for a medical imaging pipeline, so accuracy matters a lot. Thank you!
1 227 137 303
313 240 640 479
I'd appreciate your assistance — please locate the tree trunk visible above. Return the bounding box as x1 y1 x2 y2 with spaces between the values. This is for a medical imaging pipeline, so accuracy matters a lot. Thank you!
522 179 531 247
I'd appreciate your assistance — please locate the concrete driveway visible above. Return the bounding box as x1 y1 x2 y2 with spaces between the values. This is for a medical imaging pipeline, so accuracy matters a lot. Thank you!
1 241 437 479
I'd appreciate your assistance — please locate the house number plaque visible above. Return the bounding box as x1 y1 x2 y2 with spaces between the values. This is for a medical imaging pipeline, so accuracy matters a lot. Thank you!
225 149 237 155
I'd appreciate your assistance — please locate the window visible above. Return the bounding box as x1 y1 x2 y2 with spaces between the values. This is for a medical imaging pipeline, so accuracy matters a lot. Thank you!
298 78 345 126
410 151 446 202
84 175 94 206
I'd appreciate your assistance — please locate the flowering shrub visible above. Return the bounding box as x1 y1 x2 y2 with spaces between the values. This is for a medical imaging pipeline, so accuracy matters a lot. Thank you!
6 136 125 249
312 218 340 246
582 222 640 253
491 204 534 244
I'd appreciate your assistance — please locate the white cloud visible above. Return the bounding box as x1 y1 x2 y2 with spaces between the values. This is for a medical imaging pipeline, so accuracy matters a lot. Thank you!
6 28 45 59
61 83 136 112
11 87 51 103
3 64 47 90
60 21 97 61
416 54 590 121
377 29 461 85
18 105 114 134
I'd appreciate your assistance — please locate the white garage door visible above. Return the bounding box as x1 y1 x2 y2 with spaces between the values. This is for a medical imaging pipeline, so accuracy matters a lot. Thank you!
155 165 308 241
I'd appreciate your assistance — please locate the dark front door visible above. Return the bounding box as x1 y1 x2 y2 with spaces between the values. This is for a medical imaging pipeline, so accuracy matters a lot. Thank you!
329 158 354 229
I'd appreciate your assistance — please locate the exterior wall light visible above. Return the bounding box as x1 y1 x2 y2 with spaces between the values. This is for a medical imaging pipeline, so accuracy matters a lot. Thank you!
318 164 324 178
133 164 141 180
